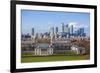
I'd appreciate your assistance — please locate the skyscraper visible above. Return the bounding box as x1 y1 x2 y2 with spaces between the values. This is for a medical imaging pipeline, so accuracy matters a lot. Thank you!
50 27 54 45
62 23 64 33
64 24 69 33
32 27 34 36
55 27 58 34
50 27 54 37
79 28 84 36
75 28 85 37
55 27 58 38
70 25 73 35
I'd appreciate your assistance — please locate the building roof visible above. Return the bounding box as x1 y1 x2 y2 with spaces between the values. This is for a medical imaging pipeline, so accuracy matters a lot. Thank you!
36 43 50 49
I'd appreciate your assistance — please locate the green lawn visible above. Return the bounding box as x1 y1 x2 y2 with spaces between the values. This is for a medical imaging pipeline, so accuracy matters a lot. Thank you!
21 55 90 63
21 51 77 57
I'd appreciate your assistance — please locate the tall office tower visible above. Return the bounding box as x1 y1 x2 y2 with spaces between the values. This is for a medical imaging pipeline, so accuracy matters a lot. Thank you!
55 27 58 34
79 28 84 36
50 27 54 44
68 27 70 38
76 29 80 37
36 33 38 38
70 25 73 35
64 24 69 33
32 28 34 36
55 27 58 38
62 23 64 32
50 27 54 37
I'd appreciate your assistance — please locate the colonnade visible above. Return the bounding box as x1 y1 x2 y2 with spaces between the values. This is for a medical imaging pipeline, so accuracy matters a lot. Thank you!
34 48 53 55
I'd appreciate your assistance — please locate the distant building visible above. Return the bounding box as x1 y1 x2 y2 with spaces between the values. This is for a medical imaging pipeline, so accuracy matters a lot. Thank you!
31 27 35 39
52 38 71 54
64 24 69 33
21 38 35 52
61 24 72 38
50 27 54 38
35 43 53 55
71 45 86 55
50 27 54 36
79 28 85 37
62 23 64 33
21 33 31 40
32 28 34 36
67 25 70 38
70 25 73 35
49 27 55 45
35 33 39 38
55 27 58 34
74 28 86 37
55 27 58 38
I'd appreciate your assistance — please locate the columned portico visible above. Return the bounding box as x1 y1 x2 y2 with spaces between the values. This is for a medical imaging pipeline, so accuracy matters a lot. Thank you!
35 48 41 55
35 48 53 55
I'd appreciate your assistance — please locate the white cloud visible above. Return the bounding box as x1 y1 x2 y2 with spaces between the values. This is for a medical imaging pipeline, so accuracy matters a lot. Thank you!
68 22 78 28
68 22 88 29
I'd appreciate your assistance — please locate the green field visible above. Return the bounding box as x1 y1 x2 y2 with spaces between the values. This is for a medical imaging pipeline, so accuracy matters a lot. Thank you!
21 55 90 63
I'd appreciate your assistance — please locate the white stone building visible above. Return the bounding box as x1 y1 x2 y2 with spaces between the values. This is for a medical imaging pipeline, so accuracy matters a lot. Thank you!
71 45 86 55
35 43 53 55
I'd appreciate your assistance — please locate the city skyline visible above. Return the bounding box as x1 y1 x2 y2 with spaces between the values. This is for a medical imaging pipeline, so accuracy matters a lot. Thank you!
21 10 90 36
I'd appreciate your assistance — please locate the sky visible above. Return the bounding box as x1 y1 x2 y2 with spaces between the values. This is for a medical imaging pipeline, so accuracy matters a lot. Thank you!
21 10 90 36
